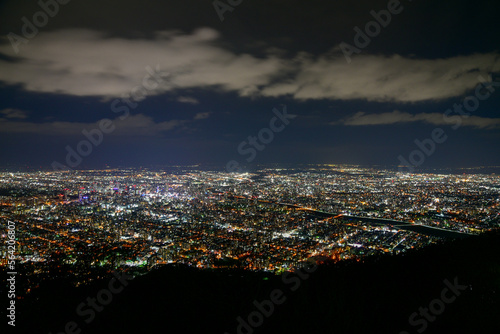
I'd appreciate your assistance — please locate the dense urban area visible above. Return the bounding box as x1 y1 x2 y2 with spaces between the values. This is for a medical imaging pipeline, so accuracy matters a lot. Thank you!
1 165 499 296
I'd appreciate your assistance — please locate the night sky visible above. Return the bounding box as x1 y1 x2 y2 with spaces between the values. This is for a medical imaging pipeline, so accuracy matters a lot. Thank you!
0 0 499 170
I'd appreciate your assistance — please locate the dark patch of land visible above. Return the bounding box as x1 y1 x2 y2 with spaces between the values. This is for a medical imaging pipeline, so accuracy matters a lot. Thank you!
13 231 500 334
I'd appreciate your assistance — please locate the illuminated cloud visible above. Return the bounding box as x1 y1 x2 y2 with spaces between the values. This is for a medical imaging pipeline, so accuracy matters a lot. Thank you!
262 53 500 102
193 112 210 120
177 96 200 104
0 28 498 103
0 28 287 99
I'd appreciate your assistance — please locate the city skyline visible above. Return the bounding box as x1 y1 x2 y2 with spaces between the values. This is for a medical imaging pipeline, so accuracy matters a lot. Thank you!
2 165 497 274
2 164 499 333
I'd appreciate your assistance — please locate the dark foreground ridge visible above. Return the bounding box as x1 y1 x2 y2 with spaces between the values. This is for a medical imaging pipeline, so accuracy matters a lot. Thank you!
15 231 500 334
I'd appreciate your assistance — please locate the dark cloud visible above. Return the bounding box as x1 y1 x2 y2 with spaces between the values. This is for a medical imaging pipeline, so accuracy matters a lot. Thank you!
0 113 208 136
0 108 28 119
337 110 500 129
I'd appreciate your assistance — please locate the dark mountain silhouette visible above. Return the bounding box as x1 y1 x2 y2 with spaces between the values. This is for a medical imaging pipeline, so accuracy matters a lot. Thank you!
14 231 500 334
